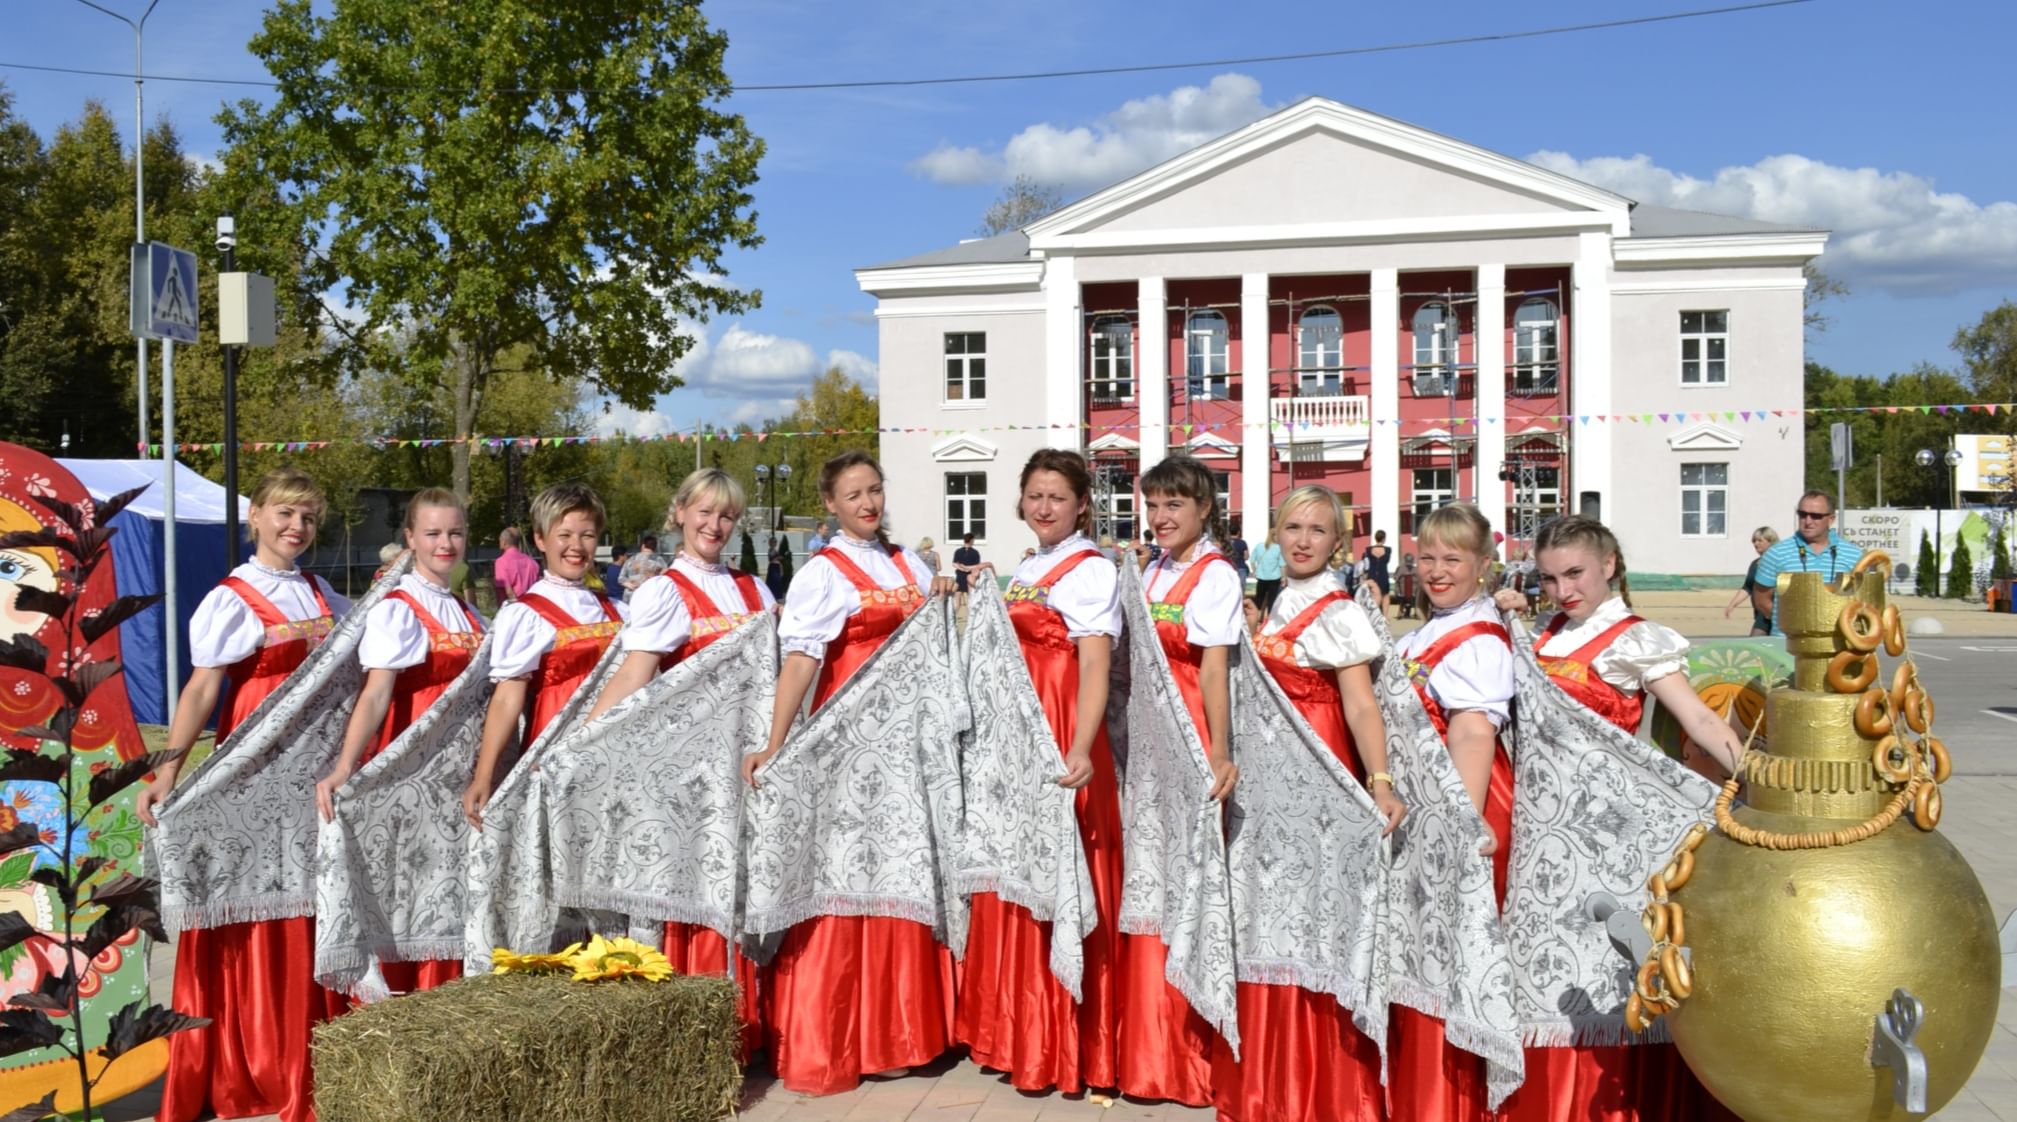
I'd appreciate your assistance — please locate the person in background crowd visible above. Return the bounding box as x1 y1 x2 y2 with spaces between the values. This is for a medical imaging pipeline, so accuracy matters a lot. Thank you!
449 554 471 601
1097 534 1120 563
1226 521 1250 586
1136 529 1160 569
767 535 791 603
492 526 539 603
918 536 942 579
371 539 404 583
605 544 631 602
1250 526 1285 615
1752 490 1863 633
1726 526 1779 636
953 532 983 613
806 519 831 557
1362 528 1393 616
620 533 667 596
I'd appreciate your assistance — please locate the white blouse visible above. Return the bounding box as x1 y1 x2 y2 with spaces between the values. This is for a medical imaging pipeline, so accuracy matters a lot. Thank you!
1536 595 1689 693
1143 540 1243 649
1261 573 1381 669
1010 533 1121 639
488 576 628 681
1393 595 1515 729
777 534 934 660
621 553 777 655
189 562 352 669
357 572 486 672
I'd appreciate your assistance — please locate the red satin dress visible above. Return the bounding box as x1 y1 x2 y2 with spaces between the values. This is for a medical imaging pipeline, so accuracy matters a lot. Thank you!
653 569 767 1056
161 576 347 1122
955 549 1122 1093
366 590 484 995
1212 590 1386 1122
1497 613 1740 1122
515 591 621 746
763 547 957 1095
1117 552 1235 1106
1386 615 1514 1122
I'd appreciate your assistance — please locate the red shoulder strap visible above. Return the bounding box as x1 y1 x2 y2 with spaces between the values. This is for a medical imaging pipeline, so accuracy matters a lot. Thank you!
730 570 764 611
385 589 447 634
1273 589 1348 645
662 570 718 618
594 593 619 622
306 575 333 618
1416 618 1512 670
1569 614 1644 664
515 593 576 631
458 598 484 632
816 546 920 593
1033 549 1104 590
219 575 288 628
1153 552 1231 606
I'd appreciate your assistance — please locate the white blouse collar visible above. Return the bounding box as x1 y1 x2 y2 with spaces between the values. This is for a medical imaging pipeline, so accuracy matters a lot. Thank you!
1032 532 1092 557
1159 538 1220 570
542 573 587 590
1558 595 1631 632
832 532 883 553
248 558 302 581
1430 594 1491 620
1284 570 1336 593
676 551 728 575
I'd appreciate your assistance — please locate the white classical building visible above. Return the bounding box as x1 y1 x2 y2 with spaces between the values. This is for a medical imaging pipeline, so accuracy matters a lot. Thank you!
855 97 1827 579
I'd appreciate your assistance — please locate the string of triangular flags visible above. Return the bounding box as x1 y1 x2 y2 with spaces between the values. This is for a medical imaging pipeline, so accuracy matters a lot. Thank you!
137 401 2016 457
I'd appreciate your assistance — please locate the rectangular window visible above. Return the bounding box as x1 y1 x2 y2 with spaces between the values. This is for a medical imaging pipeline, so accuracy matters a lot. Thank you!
1187 314 1230 399
1096 466 1136 543
1512 303 1560 395
1679 462 1728 537
944 332 987 403
1089 318 1134 402
1679 311 1728 386
946 471 987 541
1211 470 1233 522
1412 468 1454 521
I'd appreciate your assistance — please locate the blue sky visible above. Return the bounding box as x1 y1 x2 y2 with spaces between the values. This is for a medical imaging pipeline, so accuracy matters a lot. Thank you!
7 0 2014 437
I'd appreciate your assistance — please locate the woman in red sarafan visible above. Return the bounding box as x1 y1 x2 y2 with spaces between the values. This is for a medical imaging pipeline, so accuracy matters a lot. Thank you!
740 449 955 1096
1120 454 1242 1107
586 467 774 1056
1490 515 1744 1122
316 487 485 996
136 468 353 1122
955 449 1123 1094
460 482 625 832
1385 502 1514 1122
1210 484 1404 1122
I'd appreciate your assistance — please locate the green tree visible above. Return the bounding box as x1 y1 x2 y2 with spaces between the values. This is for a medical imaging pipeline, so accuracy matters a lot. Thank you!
1953 301 2017 438
1916 530 1938 597
767 366 881 518
217 0 763 499
979 174 1064 237
738 527 758 575
1990 522 2012 583
1803 361 1994 507
1945 535 1973 599
1803 263 1848 337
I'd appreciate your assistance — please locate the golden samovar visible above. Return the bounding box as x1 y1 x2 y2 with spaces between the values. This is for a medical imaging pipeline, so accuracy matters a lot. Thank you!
1628 563 2000 1121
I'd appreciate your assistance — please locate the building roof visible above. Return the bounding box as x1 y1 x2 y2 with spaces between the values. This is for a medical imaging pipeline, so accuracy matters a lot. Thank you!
865 230 1031 270
1624 204 1820 239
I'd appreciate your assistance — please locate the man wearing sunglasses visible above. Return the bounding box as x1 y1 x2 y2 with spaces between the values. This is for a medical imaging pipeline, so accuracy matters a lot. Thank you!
1751 489 1864 634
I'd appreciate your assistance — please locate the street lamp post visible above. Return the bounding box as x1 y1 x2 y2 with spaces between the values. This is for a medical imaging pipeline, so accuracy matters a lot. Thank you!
1915 445 1965 590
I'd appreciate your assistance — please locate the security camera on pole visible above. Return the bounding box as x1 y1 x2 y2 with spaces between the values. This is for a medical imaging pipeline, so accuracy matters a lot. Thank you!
215 215 279 564
130 239 199 720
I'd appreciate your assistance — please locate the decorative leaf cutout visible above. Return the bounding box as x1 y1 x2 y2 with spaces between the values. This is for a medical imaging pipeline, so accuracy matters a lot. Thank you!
84 872 158 910
8 972 73 1013
0 634 48 673
77 900 165 959
28 869 73 911
8 587 71 621
72 525 115 557
0 1091 55 1122
102 1000 209 1061
6 727 58 744
0 914 33 956
91 484 150 528
32 498 85 534
0 529 65 554
69 661 123 706
0 824 40 859
74 856 108 885
0 1009 64 1057
80 595 160 645
89 749 187 810
0 752 64 785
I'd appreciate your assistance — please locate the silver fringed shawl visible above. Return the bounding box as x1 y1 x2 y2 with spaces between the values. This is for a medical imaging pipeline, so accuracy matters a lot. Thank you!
1109 561 1239 1054
1356 588 1525 1105
461 641 625 969
313 635 497 996
151 557 409 935
741 595 969 956
950 581 1096 1000
1500 615 1718 1048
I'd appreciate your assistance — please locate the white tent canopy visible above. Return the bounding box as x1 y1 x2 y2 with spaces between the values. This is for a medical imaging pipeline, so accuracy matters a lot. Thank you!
59 458 247 525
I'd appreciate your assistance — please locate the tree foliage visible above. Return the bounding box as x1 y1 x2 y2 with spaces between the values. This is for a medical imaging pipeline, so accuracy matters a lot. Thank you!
216 0 764 497
979 174 1064 238
1945 535 1973 599
1803 361 1999 506
1953 300 2017 437
1915 530 1938 597
1802 263 1848 336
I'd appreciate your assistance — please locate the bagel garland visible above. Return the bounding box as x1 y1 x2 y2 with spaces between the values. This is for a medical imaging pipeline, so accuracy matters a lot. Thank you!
1826 649 1878 693
1881 604 1905 656
1838 600 1882 653
1853 687 1893 739
1632 825 1712 1032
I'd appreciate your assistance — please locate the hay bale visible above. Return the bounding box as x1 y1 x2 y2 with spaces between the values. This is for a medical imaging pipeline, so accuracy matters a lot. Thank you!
314 972 740 1122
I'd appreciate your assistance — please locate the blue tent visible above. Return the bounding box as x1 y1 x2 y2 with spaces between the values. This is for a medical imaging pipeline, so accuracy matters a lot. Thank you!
59 459 246 727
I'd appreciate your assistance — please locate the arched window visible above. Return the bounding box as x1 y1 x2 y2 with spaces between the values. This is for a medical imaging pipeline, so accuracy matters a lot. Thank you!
1411 303 1458 395
1298 306 1343 395
1186 309 1229 399
1089 315 1134 401
1513 298 1559 394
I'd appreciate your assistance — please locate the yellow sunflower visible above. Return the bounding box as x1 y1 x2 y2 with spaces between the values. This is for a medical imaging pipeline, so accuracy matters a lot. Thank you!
569 934 674 983
491 941 584 976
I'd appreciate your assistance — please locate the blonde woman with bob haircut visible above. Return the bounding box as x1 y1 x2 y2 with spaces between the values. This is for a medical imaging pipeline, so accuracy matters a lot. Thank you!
1385 501 1515 1122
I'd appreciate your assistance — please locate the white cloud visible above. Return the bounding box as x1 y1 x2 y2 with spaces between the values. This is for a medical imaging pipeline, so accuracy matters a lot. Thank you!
910 73 1280 191
826 348 878 390
590 324 879 436
695 324 822 395
1529 150 2017 294
591 402 680 439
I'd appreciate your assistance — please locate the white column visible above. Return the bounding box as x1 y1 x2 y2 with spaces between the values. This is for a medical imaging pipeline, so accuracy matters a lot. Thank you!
1240 272 1271 535
1369 268 1400 543
1571 232 1614 519
1042 255 1082 442
1138 276 1169 471
1475 263 1506 532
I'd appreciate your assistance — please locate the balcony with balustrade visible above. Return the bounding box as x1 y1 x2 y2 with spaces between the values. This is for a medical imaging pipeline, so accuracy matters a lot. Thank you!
1270 392 1371 461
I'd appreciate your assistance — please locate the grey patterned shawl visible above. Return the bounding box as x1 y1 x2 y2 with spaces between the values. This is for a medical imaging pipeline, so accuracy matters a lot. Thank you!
460 639 628 970
151 557 409 935
741 595 969 957
1500 616 1718 1047
1223 629 1389 1057
312 635 497 997
949 581 1096 1000
1356 588 1524 1105
1108 562 1239 1054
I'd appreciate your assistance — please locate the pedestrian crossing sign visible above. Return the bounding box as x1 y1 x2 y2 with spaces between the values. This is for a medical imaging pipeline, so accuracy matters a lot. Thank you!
129 241 200 343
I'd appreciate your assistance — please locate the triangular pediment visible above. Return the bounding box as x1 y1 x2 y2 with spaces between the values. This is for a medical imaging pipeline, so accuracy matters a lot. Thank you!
1667 422 1743 452
1086 432 1140 454
1187 431 1240 458
931 433 999 462
1028 98 1630 249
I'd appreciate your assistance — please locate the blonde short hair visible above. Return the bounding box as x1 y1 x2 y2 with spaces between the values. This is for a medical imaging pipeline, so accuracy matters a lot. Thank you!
528 482 606 542
666 468 745 530
247 468 326 543
1272 485 1349 567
